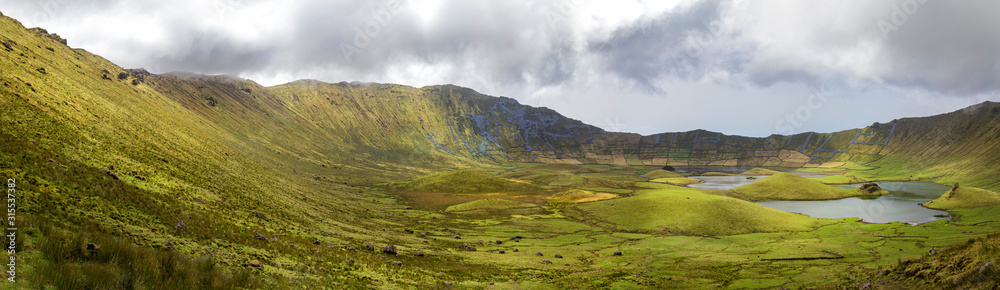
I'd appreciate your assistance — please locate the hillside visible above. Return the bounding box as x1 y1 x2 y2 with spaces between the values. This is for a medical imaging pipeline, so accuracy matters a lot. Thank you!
924 184 1000 209
2 10 1000 288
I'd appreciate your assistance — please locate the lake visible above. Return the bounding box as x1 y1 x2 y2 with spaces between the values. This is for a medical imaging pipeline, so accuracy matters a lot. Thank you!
756 181 951 224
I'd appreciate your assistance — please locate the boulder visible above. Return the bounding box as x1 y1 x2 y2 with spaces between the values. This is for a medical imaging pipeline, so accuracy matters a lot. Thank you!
613 251 622 256
382 245 397 255
253 233 268 242
554 254 563 258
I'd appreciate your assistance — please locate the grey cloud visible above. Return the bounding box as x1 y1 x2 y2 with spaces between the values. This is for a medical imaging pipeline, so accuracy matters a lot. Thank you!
589 0 737 93
876 0 1000 95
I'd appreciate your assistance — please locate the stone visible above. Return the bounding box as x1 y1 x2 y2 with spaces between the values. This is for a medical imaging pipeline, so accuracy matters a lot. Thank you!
382 244 397 255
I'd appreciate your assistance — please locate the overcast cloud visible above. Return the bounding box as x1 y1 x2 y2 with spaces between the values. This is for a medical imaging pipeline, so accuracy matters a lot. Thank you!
1 0 998 136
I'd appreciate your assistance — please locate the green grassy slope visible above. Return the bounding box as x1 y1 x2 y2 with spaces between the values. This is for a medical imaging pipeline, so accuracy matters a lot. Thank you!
0 14 494 288
870 102 1000 191
740 168 781 175
729 172 884 201
924 184 1000 209
847 232 1000 289
394 169 540 193
575 186 821 236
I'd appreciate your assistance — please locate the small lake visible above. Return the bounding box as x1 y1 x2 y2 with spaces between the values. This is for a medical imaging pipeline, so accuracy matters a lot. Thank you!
757 181 952 224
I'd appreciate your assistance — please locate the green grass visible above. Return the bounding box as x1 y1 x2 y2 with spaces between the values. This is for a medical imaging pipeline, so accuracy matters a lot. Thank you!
574 185 821 236
643 169 683 179
729 173 885 201
395 169 541 193
650 177 703 186
444 198 545 216
846 232 1000 289
701 171 735 176
924 185 1000 209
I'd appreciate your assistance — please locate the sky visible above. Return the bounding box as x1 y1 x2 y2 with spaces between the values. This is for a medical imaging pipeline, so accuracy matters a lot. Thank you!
2 0 999 136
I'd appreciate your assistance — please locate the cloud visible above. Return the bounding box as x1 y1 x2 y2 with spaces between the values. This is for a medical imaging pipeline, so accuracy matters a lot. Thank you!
0 0 998 136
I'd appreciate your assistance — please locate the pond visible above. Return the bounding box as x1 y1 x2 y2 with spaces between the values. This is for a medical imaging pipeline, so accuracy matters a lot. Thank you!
756 181 951 224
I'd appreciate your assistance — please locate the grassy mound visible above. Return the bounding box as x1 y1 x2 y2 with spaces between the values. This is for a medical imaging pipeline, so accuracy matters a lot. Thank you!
923 184 1000 209
729 173 884 201
444 198 545 216
396 169 541 193
575 186 819 236
740 168 781 175
701 172 735 176
548 189 617 204
644 169 684 179
650 177 703 186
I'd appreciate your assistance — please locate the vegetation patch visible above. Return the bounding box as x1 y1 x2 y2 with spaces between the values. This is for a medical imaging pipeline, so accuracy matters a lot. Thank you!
575 186 820 236
729 173 886 201
701 172 735 176
444 198 546 216
740 168 782 176
924 184 1000 209
650 177 703 186
395 169 542 193
644 169 684 179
